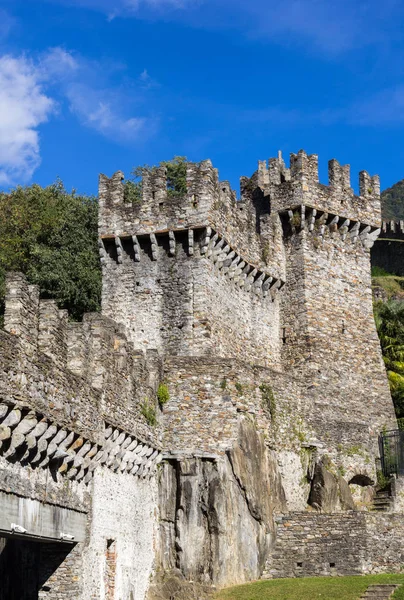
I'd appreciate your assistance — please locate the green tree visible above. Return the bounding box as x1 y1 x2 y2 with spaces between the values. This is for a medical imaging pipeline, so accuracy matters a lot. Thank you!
0 157 187 324
374 300 404 419
0 180 101 322
124 156 187 203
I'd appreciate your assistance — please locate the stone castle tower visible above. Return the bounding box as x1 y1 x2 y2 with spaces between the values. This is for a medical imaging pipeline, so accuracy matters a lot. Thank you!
0 150 401 600
99 150 395 464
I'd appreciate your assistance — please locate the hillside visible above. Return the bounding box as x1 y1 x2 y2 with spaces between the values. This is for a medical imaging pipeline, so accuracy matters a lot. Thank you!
382 179 404 220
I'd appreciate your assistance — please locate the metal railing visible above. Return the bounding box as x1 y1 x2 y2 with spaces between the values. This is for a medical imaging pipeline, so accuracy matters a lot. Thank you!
379 429 404 477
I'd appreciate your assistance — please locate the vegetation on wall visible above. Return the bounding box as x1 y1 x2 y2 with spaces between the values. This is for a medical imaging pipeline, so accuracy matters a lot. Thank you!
140 398 157 426
374 300 404 423
124 156 187 204
157 383 170 407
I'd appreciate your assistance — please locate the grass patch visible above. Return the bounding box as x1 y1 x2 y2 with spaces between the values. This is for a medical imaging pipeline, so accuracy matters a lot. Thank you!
214 574 404 600
372 275 404 299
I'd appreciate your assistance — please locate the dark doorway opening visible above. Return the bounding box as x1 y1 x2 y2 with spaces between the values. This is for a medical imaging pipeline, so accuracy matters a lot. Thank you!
0 535 75 600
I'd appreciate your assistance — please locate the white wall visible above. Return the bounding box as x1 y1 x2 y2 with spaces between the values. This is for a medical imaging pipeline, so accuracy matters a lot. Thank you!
82 467 158 600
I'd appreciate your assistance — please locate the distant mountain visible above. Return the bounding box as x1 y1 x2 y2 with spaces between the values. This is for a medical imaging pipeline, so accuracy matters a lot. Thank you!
381 179 404 221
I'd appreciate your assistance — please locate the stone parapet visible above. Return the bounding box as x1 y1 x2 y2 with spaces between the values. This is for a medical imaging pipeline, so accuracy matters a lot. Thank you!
266 150 381 227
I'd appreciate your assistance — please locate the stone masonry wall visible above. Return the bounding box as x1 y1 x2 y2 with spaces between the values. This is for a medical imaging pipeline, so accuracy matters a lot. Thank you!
0 149 398 597
371 220 404 276
81 468 158 600
280 223 396 459
0 273 162 600
101 231 283 366
265 512 404 579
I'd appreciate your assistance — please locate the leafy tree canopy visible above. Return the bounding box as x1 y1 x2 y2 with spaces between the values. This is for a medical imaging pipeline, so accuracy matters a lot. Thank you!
374 300 404 419
0 157 187 323
124 156 187 204
0 180 101 322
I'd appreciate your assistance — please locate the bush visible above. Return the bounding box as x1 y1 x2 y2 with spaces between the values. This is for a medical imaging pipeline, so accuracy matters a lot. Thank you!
140 399 157 426
157 383 170 407
0 180 101 321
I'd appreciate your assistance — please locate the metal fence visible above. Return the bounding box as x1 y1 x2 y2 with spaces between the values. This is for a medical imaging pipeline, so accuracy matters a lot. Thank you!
379 429 404 477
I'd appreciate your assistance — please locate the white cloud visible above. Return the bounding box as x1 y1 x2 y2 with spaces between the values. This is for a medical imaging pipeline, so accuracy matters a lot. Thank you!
0 48 159 186
39 48 158 142
0 55 55 186
40 47 79 78
65 82 153 141
52 0 198 19
48 0 401 55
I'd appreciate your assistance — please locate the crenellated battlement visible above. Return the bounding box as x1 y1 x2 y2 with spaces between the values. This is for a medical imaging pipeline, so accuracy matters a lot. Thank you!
99 152 382 261
381 219 404 236
98 160 223 239
99 150 384 366
3 273 162 437
252 150 381 227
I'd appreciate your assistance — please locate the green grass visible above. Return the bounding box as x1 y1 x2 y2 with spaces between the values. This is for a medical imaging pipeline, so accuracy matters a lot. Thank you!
215 574 404 600
372 275 404 299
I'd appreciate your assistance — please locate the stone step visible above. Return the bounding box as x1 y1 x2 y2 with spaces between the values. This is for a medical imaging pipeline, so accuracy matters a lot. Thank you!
371 494 393 512
360 584 401 599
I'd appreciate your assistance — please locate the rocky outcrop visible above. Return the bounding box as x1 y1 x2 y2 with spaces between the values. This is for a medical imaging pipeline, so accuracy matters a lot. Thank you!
308 462 355 512
157 416 287 588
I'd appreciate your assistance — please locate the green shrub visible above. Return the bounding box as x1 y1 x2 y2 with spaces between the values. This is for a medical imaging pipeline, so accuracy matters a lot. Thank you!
371 266 391 277
140 399 157 426
157 383 170 407
0 180 101 321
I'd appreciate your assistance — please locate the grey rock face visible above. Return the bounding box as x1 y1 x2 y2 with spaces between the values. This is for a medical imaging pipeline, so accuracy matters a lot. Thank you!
158 417 287 587
308 462 355 512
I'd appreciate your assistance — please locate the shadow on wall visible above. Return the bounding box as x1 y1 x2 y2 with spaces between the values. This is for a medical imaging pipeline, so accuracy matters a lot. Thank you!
0 536 74 600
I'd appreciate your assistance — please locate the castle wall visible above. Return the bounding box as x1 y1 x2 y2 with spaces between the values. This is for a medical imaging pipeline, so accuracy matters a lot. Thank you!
81 468 158 600
101 233 282 366
0 273 162 600
280 225 396 453
371 220 404 276
0 150 400 597
265 512 404 579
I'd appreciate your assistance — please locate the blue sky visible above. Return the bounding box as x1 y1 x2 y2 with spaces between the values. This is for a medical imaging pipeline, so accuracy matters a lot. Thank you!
1 0 404 196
